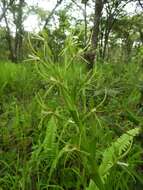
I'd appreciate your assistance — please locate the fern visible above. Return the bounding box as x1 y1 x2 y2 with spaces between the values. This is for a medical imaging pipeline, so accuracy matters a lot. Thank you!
30 116 58 164
42 116 58 160
86 128 140 190
99 127 140 179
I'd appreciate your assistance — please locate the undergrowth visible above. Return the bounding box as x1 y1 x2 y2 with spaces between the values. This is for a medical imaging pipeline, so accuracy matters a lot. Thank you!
0 36 143 190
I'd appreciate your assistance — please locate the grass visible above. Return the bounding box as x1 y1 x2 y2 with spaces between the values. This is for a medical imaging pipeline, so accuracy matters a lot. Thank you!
0 38 143 190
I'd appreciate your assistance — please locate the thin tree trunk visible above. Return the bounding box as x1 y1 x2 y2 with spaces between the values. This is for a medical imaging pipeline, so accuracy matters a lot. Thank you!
102 29 110 60
139 29 143 45
2 0 15 61
5 17 15 61
84 1 87 47
14 0 24 62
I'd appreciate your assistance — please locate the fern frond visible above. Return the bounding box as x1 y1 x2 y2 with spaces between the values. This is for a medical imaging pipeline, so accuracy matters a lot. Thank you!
43 116 58 160
99 128 140 179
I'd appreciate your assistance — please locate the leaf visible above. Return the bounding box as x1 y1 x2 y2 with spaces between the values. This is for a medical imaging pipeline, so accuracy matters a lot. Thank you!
86 180 99 190
99 128 140 180
43 116 58 160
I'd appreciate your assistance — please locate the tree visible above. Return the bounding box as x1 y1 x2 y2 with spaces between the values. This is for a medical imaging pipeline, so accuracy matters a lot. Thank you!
0 0 26 62
99 0 133 60
14 0 25 62
110 14 143 62
81 0 104 68
1 0 15 61
0 27 10 59
0 0 15 22
43 0 64 29
92 0 104 51
81 0 89 47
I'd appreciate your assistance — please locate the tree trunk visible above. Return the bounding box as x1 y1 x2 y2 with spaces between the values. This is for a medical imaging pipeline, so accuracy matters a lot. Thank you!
83 0 104 69
84 1 87 47
139 29 143 45
14 0 25 62
2 0 15 62
102 28 110 60
92 0 104 50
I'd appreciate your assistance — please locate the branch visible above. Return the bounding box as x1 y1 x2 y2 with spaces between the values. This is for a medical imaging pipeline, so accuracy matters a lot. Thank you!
138 0 143 9
43 0 63 29
71 0 84 12
0 0 15 22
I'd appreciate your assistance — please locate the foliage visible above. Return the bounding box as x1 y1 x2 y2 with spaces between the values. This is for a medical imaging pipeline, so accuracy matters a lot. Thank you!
0 0 143 189
0 36 143 190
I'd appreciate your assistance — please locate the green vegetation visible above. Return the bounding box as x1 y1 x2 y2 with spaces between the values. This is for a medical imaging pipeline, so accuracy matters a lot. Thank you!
0 38 143 189
0 0 143 189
